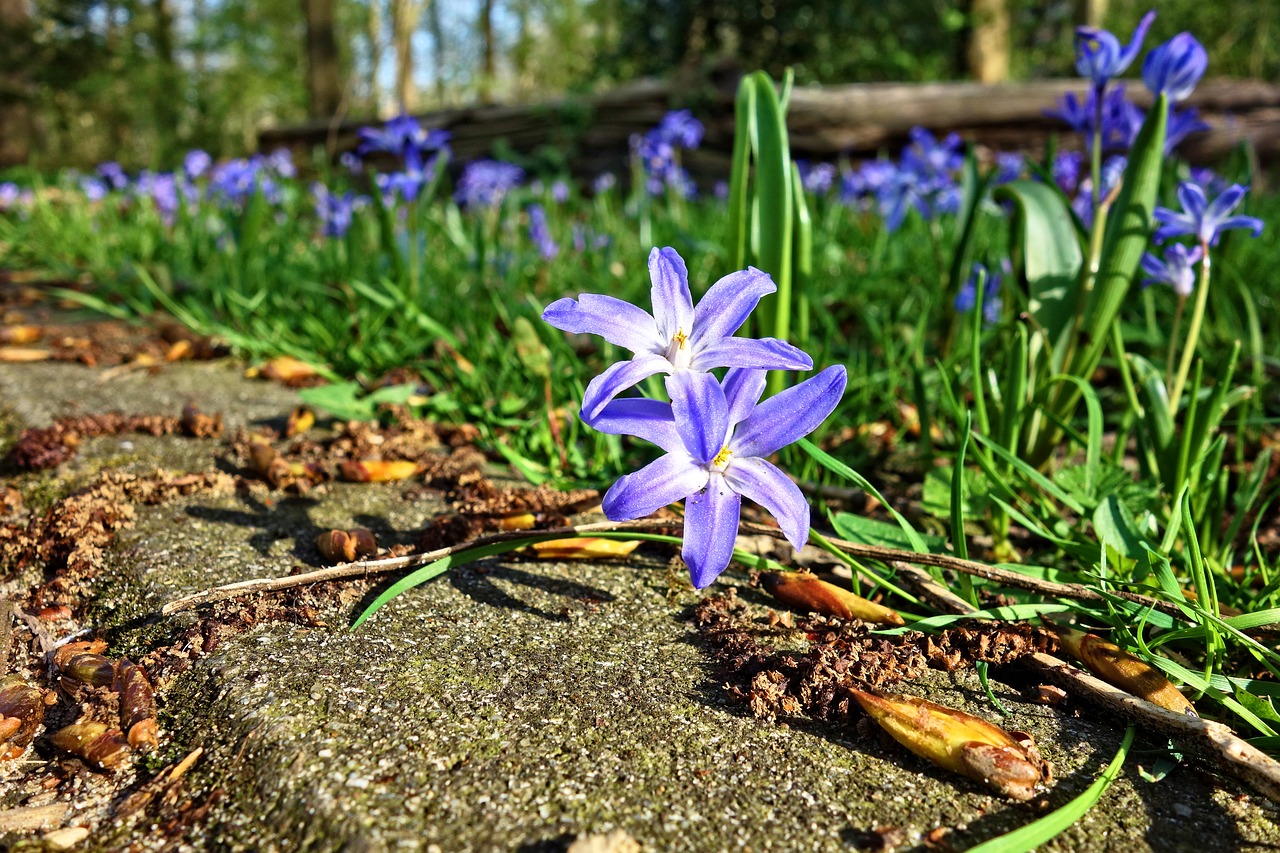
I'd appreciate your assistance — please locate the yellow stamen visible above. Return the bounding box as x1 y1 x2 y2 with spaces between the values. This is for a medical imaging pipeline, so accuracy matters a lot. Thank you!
673 329 688 349
711 446 732 468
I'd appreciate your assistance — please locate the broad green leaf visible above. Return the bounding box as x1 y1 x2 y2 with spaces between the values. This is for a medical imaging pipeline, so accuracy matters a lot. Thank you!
831 513 947 554
993 179 1083 344
1093 495 1147 559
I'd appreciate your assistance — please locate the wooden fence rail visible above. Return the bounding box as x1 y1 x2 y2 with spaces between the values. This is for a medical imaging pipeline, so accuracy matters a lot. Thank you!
259 76 1280 185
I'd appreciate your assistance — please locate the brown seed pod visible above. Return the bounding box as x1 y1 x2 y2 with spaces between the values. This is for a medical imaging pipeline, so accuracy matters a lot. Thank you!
1057 627 1196 715
337 459 420 483
50 722 129 770
315 528 379 564
759 571 905 625
180 402 223 438
0 677 46 756
60 653 117 687
850 688 1046 801
113 660 159 751
52 639 109 671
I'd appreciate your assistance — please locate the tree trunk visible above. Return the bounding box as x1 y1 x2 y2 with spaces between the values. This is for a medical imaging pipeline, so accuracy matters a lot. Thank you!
0 0 33 167
153 0 180 159
303 0 343 118
390 0 420 112
367 0 383 113
966 0 1010 83
426 0 444 104
478 0 494 103
1079 0 1109 27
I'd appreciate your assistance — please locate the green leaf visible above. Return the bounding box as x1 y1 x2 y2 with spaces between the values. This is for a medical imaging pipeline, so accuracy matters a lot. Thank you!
831 513 947 553
993 180 1083 344
1093 495 1147 560
725 77 756 271
748 71 793 350
798 439 928 553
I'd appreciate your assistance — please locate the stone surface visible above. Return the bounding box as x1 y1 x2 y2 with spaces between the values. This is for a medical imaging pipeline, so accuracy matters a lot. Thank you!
3 359 1280 852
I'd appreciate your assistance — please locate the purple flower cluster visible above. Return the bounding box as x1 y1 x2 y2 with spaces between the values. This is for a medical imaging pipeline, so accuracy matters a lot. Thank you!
841 128 963 232
954 262 1004 325
526 203 558 260
454 159 525 209
542 247 845 588
633 109 704 198
312 184 366 239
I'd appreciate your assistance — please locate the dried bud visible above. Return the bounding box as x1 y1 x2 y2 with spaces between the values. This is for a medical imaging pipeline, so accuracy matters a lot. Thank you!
850 688 1046 801
532 538 641 559
498 513 538 531
285 406 315 438
180 402 223 438
0 324 42 344
164 339 193 362
113 660 158 751
337 459 420 483
50 722 129 769
248 441 278 476
0 677 45 754
0 346 51 362
1057 628 1196 716
61 653 116 687
254 355 321 384
316 528 379 564
52 639 109 671
760 571 904 626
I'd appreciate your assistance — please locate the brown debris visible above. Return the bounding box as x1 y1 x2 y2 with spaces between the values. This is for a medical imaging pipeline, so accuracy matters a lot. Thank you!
0 486 21 517
0 676 46 759
8 406 224 471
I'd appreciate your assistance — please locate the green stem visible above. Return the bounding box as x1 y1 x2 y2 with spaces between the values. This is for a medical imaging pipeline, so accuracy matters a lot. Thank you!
1167 245 1212 418
1165 294 1186 391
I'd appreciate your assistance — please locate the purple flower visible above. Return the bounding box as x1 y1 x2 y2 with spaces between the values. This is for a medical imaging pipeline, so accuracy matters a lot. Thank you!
572 224 611 254
455 159 524 208
80 177 109 202
358 115 425 157
593 173 617 195
1141 243 1203 298
1046 91 1092 136
527 203 558 260
798 161 837 195
339 151 363 174
542 247 813 421
550 180 570 204
266 148 296 179
1075 10 1156 88
1052 150 1085 196
1072 155 1127 227
1165 106 1210 153
184 150 212 181
954 262 1003 325
1154 183 1264 246
656 109 704 149
313 184 363 238
992 152 1025 184
593 366 846 588
98 162 129 191
1144 33 1208 102
0 182 22 208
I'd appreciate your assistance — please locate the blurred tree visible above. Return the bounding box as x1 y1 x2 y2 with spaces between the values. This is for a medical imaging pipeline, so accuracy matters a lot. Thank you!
303 0 343 117
0 0 34 167
966 0 1010 82
390 0 422 110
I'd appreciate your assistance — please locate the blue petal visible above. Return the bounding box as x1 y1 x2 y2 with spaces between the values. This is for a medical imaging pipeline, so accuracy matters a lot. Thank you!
589 398 683 454
689 268 776 348
691 337 813 372
581 355 671 423
1205 184 1248 223
542 293 663 355
667 370 729 465
723 456 810 552
722 368 768 428
649 247 694 345
602 452 707 521
1216 215 1265 238
1176 182 1207 220
731 365 848 459
683 473 742 589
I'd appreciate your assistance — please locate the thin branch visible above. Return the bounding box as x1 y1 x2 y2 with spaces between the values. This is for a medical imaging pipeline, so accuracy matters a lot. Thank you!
161 518 1191 623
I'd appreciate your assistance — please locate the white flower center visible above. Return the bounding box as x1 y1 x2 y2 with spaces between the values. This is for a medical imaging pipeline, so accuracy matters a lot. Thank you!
665 328 693 369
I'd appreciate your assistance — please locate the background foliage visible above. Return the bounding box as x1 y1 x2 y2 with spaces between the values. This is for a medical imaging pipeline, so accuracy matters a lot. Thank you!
3 0 1280 170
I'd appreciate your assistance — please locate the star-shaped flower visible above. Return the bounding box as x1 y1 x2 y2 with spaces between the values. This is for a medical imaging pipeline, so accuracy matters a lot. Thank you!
590 366 847 588
542 247 812 423
1154 183 1265 246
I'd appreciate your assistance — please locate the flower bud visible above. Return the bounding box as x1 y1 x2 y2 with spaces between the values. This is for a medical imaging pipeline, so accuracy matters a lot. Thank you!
759 572 904 626
0 677 45 756
338 459 420 482
61 653 117 687
1057 627 1196 715
1143 33 1208 102
50 722 129 769
114 660 159 751
850 688 1046 800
